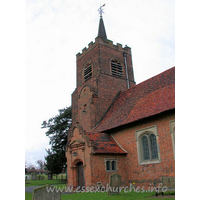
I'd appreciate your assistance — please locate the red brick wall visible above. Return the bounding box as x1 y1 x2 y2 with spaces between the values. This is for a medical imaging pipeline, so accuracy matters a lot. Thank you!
67 37 137 186
71 37 135 133
66 127 93 187
71 89 78 125
76 37 135 87
67 111 175 188
90 154 127 186
109 111 175 187
67 36 174 189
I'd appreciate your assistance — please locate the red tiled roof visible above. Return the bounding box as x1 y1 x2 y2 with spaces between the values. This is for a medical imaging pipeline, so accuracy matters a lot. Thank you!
87 67 175 154
86 132 126 154
95 67 175 132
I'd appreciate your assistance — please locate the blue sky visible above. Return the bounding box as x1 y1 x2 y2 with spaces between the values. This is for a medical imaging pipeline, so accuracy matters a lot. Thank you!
25 0 175 166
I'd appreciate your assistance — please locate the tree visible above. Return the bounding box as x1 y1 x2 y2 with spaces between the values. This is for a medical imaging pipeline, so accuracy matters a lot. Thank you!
45 149 65 174
25 161 27 174
41 106 71 174
27 164 37 173
36 160 45 171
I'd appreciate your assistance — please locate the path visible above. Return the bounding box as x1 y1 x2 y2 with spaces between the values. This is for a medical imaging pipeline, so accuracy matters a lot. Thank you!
25 186 40 193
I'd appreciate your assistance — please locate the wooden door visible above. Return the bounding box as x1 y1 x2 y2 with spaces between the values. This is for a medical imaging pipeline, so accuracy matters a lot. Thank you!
77 162 85 187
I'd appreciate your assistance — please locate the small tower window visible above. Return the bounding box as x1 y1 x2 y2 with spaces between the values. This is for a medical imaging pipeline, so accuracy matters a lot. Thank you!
84 64 92 81
111 60 123 77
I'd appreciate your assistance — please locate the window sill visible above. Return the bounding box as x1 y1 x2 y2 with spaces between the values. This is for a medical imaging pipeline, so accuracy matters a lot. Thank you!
106 170 117 172
139 159 161 165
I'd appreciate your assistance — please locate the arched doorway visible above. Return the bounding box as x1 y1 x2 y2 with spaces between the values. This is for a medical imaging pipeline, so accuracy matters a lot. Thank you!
76 162 85 187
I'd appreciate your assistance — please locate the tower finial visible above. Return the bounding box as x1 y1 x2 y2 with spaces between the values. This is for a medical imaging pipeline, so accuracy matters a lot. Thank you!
98 4 106 17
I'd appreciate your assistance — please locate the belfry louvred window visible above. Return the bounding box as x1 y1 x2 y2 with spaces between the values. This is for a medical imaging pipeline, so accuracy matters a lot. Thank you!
111 60 123 77
84 64 92 81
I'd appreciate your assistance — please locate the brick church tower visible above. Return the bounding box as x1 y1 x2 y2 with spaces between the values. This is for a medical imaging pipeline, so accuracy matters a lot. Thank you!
66 7 175 188
70 15 136 134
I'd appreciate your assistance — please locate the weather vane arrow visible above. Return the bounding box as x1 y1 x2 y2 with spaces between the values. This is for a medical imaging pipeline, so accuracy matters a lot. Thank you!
98 4 106 17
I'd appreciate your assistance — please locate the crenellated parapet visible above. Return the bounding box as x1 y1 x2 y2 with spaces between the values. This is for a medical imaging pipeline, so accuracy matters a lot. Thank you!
76 36 131 60
76 40 96 59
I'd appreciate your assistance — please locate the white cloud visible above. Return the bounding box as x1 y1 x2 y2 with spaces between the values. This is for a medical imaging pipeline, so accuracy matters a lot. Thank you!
25 144 50 166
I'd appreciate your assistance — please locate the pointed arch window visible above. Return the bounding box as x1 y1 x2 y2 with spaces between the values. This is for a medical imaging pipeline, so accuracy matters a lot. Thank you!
141 133 158 161
111 60 123 77
136 125 161 165
84 63 92 81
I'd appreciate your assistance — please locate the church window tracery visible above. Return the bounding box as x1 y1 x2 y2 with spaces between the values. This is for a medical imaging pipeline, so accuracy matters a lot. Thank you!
136 125 161 165
141 133 158 161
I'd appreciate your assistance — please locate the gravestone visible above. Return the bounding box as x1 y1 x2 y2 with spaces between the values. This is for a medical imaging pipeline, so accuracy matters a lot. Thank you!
162 177 175 190
108 173 121 196
48 173 52 180
32 185 61 200
31 172 37 180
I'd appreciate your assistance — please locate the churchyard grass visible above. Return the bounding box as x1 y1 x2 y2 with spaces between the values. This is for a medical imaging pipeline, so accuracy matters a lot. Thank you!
25 179 66 187
25 189 175 200
59 191 175 200
25 192 32 200
25 180 174 200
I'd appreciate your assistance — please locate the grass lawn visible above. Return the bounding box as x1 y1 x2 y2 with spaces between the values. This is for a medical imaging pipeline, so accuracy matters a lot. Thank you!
25 179 66 187
25 180 175 200
25 192 32 200
61 191 175 200
25 190 175 200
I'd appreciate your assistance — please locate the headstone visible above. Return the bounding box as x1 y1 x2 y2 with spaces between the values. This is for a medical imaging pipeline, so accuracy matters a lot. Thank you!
162 177 175 190
32 185 61 200
108 173 121 196
25 175 31 180
31 172 37 180
48 173 52 180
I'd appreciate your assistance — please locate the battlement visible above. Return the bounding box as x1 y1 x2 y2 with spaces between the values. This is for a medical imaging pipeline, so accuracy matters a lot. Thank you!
76 36 131 60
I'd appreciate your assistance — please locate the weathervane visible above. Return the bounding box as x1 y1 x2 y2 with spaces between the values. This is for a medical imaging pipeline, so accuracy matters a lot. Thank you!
98 4 106 17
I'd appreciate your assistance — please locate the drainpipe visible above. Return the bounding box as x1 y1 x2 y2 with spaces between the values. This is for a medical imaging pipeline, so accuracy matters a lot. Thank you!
123 52 130 89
